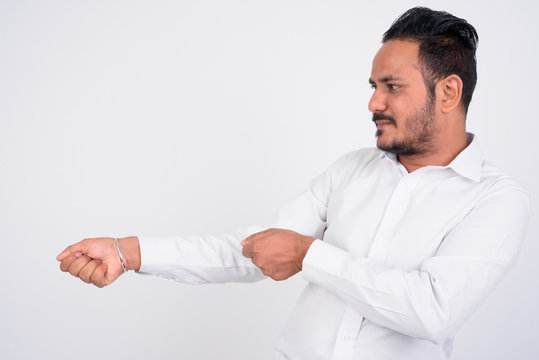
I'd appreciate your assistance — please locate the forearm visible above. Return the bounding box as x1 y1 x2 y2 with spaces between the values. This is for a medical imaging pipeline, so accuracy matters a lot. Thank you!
302 239 520 342
136 226 267 283
301 180 529 342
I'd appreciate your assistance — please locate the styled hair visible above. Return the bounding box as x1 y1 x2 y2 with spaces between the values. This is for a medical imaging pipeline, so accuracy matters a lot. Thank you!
383 7 478 114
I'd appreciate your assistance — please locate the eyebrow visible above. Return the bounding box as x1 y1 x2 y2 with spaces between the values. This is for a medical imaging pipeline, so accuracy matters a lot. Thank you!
368 76 404 85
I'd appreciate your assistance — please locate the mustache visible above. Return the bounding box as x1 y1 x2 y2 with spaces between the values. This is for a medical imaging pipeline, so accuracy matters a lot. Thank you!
372 113 396 126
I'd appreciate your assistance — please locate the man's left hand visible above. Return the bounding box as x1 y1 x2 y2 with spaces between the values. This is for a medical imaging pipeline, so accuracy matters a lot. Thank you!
241 228 315 281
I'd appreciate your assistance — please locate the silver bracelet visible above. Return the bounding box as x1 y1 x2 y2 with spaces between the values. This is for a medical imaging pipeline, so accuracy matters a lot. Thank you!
115 237 128 273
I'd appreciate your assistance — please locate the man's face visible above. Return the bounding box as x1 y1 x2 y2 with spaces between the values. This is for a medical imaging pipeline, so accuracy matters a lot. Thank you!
368 40 438 156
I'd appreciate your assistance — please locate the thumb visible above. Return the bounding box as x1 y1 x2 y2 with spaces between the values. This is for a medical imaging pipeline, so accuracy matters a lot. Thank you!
56 240 89 261
241 235 254 247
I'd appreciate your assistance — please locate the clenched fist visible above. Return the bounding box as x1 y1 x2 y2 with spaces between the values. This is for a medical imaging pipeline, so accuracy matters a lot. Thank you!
56 237 141 288
241 228 315 281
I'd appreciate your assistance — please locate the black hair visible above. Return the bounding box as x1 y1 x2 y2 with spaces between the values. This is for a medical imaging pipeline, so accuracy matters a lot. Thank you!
383 7 478 114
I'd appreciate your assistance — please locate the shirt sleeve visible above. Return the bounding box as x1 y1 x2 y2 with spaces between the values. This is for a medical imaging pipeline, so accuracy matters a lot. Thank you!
136 163 333 284
302 182 530 343
137 226 266 284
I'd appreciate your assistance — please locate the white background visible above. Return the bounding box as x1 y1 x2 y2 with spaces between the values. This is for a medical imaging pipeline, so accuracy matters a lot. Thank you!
1 1 538 359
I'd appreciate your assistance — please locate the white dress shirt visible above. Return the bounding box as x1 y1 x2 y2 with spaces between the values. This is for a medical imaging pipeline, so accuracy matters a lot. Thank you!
138 134 529 360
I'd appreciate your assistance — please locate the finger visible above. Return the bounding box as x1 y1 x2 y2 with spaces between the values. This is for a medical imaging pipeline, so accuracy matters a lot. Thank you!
68 255 92 278
79 259 102 284
240 229 266 246
240 235 252 246
242 228 274 246
91 263 108 288
59 253 83 272
56 240 89 261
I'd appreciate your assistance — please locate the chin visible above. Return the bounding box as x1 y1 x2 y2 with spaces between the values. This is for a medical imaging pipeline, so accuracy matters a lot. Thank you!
376 135 392 149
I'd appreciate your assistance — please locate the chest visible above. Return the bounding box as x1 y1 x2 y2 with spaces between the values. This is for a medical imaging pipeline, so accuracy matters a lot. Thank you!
324 168 481 270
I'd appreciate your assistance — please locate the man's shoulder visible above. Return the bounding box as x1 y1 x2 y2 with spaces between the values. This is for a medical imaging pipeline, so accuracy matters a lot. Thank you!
478 160 529 199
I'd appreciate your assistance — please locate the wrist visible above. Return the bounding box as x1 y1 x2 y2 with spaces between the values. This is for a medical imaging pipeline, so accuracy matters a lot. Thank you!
118 236 141 271
298 236 316 270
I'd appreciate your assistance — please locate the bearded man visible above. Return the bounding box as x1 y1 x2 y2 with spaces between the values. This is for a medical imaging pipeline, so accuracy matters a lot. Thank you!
58 7 529 360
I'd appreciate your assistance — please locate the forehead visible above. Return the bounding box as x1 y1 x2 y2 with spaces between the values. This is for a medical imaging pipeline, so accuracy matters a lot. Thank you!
371 40 422 80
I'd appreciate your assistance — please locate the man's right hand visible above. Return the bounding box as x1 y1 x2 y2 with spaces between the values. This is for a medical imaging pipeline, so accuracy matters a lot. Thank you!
56 237 141 288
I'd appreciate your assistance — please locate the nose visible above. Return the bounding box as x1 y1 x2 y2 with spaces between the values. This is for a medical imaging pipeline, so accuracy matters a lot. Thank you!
368 89 387 113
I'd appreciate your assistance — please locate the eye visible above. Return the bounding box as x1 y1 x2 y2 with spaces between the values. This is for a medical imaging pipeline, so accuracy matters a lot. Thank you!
387 84 400 91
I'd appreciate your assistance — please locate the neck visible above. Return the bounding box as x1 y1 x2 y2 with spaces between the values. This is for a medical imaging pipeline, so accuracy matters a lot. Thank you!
398 131 468 173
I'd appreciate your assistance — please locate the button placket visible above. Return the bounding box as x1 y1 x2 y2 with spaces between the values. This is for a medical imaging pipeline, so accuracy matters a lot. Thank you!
368 173 423 263
331 306 364 360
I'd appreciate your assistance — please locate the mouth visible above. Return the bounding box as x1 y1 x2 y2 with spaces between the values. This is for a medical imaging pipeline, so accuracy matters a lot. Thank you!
372 113 396 129
375 119 394 129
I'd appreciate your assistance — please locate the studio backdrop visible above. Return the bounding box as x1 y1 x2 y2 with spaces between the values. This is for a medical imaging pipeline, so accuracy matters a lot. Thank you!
1 1 538 359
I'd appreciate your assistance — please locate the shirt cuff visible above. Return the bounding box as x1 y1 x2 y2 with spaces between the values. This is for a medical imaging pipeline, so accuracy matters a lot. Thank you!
302 239 350 285
137 236 178 276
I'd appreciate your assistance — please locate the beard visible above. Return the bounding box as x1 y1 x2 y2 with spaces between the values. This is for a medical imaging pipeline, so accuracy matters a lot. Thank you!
374 95 437 156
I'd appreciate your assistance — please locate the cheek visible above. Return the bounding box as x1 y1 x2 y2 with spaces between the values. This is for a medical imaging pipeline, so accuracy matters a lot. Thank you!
385 99 406 122
391 95 422 118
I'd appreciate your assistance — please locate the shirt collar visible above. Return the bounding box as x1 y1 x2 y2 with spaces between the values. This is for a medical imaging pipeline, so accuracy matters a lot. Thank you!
380 133 485 182
445 133 484 182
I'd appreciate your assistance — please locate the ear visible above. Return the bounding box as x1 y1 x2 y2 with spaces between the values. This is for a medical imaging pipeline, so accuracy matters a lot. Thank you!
438 74 463 113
